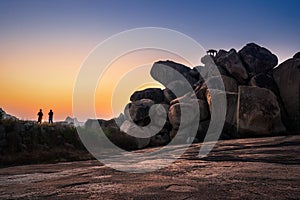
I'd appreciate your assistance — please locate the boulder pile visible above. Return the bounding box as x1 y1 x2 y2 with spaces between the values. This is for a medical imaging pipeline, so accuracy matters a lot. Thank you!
98 43 300 149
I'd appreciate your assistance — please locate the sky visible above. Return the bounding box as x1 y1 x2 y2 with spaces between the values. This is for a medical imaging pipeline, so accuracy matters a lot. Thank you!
0 0 299 121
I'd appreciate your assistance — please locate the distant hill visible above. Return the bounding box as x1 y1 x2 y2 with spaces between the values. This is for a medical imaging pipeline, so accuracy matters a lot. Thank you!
64 116 85 127
0 108 18 121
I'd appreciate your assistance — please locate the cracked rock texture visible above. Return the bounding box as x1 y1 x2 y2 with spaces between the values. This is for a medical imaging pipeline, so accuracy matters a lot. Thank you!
0 135 299 200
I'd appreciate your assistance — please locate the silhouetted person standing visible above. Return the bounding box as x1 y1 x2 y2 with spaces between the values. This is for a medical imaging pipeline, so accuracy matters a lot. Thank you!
48 109 54 124
37 109 43 123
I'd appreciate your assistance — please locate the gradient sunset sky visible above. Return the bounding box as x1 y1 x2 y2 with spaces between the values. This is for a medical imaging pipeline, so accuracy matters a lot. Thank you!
1 0 299 121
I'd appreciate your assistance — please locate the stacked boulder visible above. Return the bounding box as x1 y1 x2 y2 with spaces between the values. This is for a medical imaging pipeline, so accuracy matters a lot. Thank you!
102 43 299 149
273 53 300 132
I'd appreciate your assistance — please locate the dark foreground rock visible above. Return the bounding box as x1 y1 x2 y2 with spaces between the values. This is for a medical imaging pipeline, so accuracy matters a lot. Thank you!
0 135 299 200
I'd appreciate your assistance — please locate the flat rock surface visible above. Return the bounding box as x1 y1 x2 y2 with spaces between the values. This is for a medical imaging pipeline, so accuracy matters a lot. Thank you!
0 135 300 199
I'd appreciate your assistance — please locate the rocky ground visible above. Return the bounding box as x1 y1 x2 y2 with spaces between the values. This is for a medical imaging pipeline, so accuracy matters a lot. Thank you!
0 135 299 200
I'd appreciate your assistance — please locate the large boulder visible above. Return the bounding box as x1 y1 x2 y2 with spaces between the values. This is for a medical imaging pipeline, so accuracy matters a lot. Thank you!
273 58 300 132
168 99 200 130
130 88 164 103
238 43 278 76
124 99 154 125
170 93 210 122
150 60 196 86
237 86 286 137
249 73 286 129
215 49 249 84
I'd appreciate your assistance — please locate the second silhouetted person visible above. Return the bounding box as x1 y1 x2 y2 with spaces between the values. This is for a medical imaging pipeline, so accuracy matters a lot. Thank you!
48 109 54 123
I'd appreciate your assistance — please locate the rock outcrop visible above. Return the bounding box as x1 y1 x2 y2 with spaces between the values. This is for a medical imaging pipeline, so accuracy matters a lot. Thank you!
106 42 299 150
80 42 300 152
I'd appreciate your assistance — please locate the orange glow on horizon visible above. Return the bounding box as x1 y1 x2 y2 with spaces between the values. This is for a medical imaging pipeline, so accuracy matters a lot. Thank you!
0 37 91 121
1 42 193 121
94 49 192 120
